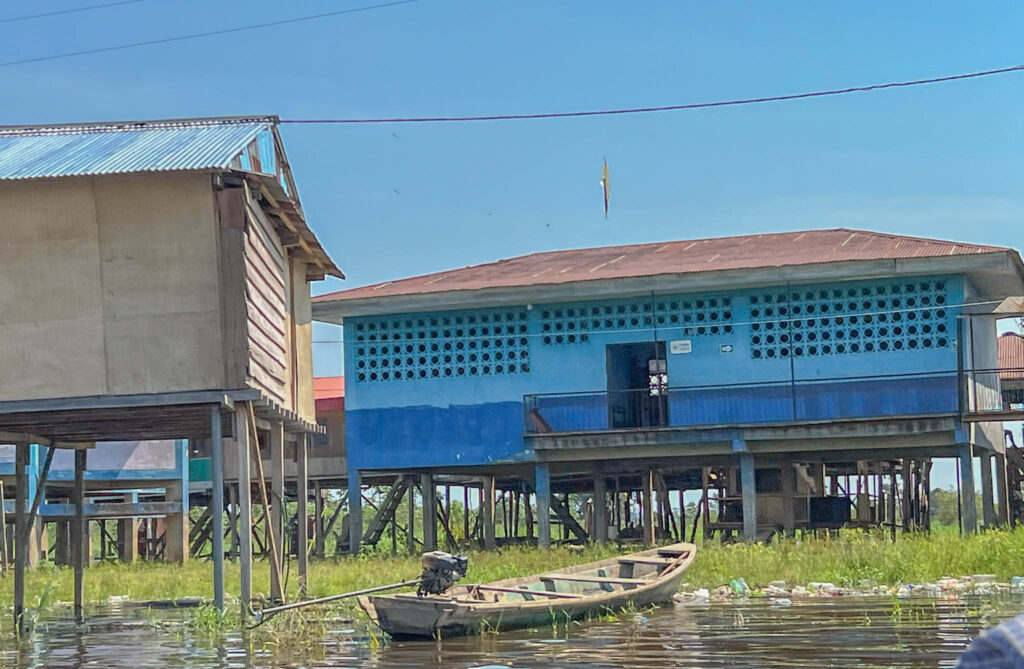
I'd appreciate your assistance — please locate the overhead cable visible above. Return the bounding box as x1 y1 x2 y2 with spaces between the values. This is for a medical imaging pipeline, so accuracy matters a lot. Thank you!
0 0 420 68
279 64 1024 124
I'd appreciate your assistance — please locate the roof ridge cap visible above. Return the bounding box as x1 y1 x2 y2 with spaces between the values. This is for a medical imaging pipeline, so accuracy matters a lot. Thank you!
0 115 277 138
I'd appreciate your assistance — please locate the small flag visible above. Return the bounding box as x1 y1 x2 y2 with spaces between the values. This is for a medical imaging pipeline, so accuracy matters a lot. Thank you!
600 157 610 218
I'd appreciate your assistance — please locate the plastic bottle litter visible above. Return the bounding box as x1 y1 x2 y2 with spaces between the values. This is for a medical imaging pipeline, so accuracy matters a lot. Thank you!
729 578 749 595
770 598 792 607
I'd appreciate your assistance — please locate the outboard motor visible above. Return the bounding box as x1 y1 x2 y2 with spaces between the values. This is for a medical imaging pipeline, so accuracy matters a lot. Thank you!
417 551 469 596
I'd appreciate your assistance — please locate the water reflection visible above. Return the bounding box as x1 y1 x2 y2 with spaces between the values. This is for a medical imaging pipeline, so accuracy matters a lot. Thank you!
1 596 1020 668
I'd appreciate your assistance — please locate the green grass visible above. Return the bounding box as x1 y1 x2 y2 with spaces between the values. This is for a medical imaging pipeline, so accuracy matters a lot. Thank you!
684 527 1024 589
2 529 1023 615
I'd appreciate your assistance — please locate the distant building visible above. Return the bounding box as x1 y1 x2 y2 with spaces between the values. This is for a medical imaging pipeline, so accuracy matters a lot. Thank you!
315 229 1023 547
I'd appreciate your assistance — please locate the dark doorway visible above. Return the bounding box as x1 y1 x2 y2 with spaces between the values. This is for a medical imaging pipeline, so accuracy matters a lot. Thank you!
606 341 668 428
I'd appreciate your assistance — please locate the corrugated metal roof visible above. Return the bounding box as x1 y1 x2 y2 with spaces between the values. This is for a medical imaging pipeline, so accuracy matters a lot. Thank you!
0 116 274 180
999 333 1024 377
315 228 1011 303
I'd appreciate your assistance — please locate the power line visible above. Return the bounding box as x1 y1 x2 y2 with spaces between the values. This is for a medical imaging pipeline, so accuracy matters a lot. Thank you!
0 0 147 25
0 0 420 68
280 63 1024 125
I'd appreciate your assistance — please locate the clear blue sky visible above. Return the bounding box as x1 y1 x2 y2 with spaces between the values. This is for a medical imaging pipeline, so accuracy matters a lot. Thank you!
4 1 1022 488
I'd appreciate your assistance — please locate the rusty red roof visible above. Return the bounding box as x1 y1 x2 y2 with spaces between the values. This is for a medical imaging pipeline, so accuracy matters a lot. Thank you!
314 228 1009 303
313 376 344 400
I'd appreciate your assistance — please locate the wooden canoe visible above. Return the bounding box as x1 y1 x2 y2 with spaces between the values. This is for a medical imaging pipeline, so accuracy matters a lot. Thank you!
359 542 695 639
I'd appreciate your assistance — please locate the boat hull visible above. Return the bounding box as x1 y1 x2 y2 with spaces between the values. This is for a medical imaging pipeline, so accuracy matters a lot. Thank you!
360 543 695 639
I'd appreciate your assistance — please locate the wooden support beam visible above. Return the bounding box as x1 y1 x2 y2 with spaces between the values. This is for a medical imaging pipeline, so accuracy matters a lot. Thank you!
314 482 325 559
593 476 607 543
269 420 285 602
210 405 225 611
235 405 253 617
296 434 309 597
72 448 87 625
13 443 28 635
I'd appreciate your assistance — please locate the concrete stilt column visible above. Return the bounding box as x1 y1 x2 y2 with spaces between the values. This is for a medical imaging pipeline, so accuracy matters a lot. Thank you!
780 456 795 537
958 444 978 534
593 476 607 542
979 451 996 529
348 469 363 555
534 465 551 549
856 461 871 523
739 452 757 542
994 453 1010 527
642 470 655 546
420 473 437 552
119 493 140 563
482 476 496 550
269 421 285 602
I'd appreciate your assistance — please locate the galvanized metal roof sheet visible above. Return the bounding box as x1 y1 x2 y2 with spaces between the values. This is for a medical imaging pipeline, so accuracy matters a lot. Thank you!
0 117 272 180
314 229 1012 303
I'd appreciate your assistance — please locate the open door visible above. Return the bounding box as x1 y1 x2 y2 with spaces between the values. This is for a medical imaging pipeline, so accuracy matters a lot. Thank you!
606 342 668 428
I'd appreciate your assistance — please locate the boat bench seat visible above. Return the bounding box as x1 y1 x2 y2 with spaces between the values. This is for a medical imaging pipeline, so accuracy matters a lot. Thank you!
620 557 679 566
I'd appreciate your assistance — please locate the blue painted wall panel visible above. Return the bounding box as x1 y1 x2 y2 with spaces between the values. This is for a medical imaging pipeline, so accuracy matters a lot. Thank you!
344 274 964 470
347 401 530 469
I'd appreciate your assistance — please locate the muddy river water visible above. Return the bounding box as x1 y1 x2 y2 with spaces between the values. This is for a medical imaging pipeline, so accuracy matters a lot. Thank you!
2 595 1022 668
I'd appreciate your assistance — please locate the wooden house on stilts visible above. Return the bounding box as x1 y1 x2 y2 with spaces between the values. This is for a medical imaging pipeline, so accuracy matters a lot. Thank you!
0 115 343 631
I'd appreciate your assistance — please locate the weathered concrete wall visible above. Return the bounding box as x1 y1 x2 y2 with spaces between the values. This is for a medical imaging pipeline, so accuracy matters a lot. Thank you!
0 173 223 401
0 179 107 400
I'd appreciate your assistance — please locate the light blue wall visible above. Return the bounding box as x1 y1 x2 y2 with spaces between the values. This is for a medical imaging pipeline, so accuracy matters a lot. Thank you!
345 274 963 470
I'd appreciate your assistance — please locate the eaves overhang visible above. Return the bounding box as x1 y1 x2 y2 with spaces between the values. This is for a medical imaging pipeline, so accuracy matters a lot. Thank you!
312 251 1024 324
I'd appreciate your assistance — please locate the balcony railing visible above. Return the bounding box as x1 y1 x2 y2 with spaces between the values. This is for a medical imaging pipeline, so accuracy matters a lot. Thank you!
963 366 1024 415
524 371 962 435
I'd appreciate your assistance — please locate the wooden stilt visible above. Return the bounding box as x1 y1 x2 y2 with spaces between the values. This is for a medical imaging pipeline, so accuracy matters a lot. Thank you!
593 476 607 542
72 448 87 625
0 480 7 577
235 404 253 617
524 487 534 541
269 421 285 602
296 434 309 597
407 476 416 555
13 443 29 635
314 481 325 559
463 485 470 543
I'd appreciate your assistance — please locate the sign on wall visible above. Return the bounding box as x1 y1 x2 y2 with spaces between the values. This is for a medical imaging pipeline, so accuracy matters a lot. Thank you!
670 340 692 354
